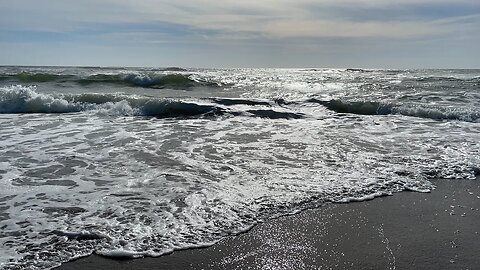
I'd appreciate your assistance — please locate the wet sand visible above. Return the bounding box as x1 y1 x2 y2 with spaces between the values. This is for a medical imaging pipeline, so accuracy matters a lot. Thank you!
57 178 480 270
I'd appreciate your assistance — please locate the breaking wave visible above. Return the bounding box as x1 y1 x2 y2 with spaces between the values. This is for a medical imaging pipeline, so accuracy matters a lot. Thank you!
0 86 83 113
0 86 224 117
0 72 212 89
309 98 480 122
2 86 478 122
0 86 304 120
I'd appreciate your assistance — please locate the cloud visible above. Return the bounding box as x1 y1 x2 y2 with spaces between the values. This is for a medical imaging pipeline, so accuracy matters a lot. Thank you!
2 0 479 40
261 20 445 38
0 0 479 67
105 0 480 39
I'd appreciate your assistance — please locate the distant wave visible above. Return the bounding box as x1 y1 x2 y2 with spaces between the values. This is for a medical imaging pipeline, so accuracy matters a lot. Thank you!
310 98 480 122
160 67 188 72
0 72 75 83
0 86 304 120
345 68 373 73
0 72 215 89
413 76 480 83
77 73 203 89
2 71 479 91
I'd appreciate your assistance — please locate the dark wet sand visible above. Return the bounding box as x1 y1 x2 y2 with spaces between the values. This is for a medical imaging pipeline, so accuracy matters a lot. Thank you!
57 178 480 270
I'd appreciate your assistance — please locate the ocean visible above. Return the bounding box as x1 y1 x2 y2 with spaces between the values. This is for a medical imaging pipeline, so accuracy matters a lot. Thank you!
0 66 479 269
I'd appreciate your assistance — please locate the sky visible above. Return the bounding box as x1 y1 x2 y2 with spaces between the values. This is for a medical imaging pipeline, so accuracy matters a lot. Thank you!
0 0 479 68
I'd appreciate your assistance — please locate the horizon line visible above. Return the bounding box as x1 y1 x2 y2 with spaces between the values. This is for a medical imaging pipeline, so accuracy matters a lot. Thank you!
1 64 479 70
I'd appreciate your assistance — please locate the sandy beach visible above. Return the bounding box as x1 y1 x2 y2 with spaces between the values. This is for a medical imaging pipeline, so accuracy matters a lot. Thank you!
56 177 480 270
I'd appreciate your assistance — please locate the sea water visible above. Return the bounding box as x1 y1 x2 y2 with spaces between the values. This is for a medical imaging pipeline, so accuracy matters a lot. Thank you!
0 67 479 269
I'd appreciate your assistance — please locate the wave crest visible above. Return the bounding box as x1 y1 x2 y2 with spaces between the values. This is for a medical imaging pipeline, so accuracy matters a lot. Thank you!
308 98 393 115
310 98 480 122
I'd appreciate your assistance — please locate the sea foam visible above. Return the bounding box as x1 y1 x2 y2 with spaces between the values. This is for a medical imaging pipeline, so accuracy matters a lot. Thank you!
1 68 479 269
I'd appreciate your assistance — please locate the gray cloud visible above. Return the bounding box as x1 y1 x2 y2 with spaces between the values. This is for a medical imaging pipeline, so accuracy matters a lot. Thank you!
2 0 478 38
0 0 479 67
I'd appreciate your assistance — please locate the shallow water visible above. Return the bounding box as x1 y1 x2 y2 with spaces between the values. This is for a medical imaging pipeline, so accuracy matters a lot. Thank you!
0 67 479 269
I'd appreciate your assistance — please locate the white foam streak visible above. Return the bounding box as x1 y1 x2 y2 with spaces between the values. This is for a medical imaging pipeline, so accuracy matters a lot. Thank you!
97 249 148 259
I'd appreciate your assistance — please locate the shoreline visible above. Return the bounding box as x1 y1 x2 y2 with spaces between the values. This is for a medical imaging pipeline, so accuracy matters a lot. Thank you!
57 178 480 269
